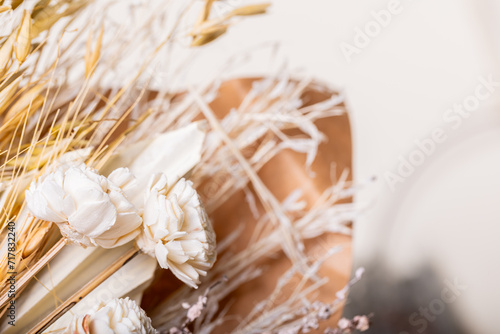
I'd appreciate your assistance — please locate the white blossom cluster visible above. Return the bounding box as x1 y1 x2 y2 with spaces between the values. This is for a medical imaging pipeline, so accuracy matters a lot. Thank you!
26 163 216 289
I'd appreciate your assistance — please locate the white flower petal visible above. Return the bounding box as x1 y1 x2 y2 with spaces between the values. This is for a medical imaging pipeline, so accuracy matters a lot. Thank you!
68 199 117 238
155 241 169 269
168 261 201 289
63 166 108 203
99 211 142 240
26 187 67 223
108 167 138 199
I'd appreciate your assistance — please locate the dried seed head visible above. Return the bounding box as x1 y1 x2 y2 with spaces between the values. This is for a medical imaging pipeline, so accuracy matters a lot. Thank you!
22 225 49 257
31 1 87 38
229 3 271 17
190 2 270 47
32 0 51 18
84 25 103 78
0 34 15 75
4 83 44 121
15 10 32 64
0 75 22 110
190 25 228 47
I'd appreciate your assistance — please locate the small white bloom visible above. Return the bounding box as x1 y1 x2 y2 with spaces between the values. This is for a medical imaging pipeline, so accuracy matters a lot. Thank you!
25 164 142 248
137 173 216 288
65 297 157 334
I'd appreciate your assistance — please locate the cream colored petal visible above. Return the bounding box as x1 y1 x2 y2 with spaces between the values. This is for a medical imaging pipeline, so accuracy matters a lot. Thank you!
136 231 156 257
178 239 204 257
88 318 114 334
165 196 184 233
41 175 76 217
147 173 168 194
165 241 190 264
68 199 116 237
108 167 138 198
154 241 169 269
25 188 67 223
143 193 161 227
98 211 142 240
107 188 136 213
96 228 140 249
63 167 108 204
168 261 200 289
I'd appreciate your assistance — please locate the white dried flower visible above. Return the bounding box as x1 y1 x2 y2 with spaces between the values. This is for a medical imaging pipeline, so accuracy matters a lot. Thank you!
354 315 370 331
25 164 142 248
65 297 157 334
137 173 216 288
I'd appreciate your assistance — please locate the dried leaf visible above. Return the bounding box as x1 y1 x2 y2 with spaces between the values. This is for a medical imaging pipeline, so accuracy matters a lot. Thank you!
15 10 31 64
0 5 10 13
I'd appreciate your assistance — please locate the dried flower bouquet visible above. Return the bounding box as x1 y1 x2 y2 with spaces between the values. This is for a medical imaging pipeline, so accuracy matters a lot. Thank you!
0 0 362 333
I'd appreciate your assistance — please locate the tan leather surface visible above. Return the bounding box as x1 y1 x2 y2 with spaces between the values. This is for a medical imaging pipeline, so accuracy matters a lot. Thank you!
142 78 353 332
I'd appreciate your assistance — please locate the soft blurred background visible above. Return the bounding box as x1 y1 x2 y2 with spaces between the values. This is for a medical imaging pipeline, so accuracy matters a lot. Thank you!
178 0 500 333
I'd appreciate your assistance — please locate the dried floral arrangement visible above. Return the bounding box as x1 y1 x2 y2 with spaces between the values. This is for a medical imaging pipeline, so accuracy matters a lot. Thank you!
0 0 368 333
